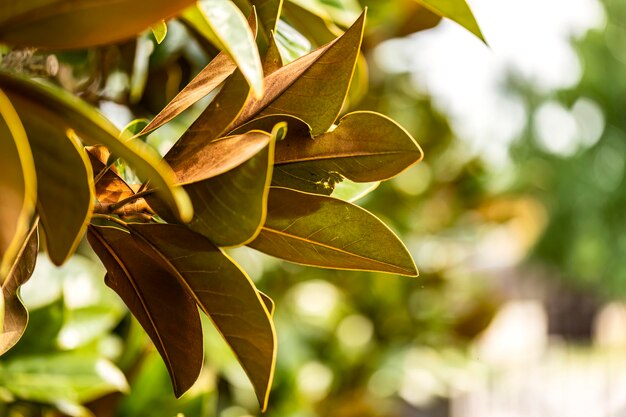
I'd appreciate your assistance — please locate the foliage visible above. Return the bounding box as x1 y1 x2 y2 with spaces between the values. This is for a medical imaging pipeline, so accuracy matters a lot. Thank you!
0 0 484 414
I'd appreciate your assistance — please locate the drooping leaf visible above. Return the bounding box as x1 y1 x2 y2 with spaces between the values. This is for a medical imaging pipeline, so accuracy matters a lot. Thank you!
184 0 264 97
413 0 485 43
139 53 237 136
151 20 168 44
16 116 94 265
87 225 203 397
232 11 365 135
0 72 192 222
248 187 418 276
128 223 276 410
0 90 36 279
0 0 196 49
272 111 423 194
0 353 128 404
0 221 38 356
148 131 275 247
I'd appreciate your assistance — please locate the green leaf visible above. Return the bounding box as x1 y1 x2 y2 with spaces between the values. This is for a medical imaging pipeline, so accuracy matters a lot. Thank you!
0 221 38 356
331 179 379 202
272 111 423 194
248 187 418 276
0 73 192 223
281 1 342 45
0 90 36 280
128 223 276 411
263 32 284 75
139 53 237 135
0 0 197 49
151 20 168 44
413 0 485 43
87 225 203 398
184 0 264 97
149 131 275 247
232 11 365 135
251 0 284 34
274 20 312 62
14 112 94 265
0 353 128 404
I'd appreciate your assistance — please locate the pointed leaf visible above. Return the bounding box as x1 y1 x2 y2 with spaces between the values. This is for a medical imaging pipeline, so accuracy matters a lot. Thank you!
87 150 135 205
248 187 418 276
251 0 283 34
262 32 284 75
184 0 264 97
258 291 275 316
273 111 423 194
0 0 197 49
151 20 168 44
232 11 365 135
0 90 36 279
0 353 128 404
139 53 236 136
0 221 38 355
281 0 342 45
0 73 192 222
87 225 203 397
149 132 275 247
128 223 276 410
413 0 485 43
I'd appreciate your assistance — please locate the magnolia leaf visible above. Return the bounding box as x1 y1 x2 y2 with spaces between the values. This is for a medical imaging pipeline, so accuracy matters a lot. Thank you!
0 0 196 49
281 0 342 45
258 291 275 316
130 35 155 104
149 131 275 247
128 223 276 410
0 90 36 280
87 225 203 398
166 69 251 157
120 119 150 141
274 19 312 62
272 111 423 194
413 0 485 43
248 187 418 276
263 32 284 75
15 113 94 266
0 73 192 223
331 179 379 202
184 0 264 97
0 221 38 356
151 20 168 44
139 53 236 136
232 11 365 135
250 0 283 34
86 150 135 205
0 353 128 404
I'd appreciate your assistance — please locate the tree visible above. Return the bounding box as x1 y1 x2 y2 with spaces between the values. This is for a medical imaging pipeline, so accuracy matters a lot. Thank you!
0 0 484 414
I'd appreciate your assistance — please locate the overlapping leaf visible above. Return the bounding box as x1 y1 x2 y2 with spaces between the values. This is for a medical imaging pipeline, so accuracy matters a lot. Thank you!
87 225 203 397
0 72 192 223
272 111 423 194
248 187 418 276
149 131 275 247
0 90 36 279
413 0 485 42
263 32 285 75
0 0 196 49
231 11 365 135
0 221 38 355
86 147 135 205
128 223 276 410
183 0 263 97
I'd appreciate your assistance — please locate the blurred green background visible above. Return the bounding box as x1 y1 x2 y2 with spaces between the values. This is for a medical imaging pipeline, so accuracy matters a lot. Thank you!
3 0 626 416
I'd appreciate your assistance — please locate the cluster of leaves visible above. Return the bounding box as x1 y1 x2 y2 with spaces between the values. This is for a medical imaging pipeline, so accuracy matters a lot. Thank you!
0 0 484 412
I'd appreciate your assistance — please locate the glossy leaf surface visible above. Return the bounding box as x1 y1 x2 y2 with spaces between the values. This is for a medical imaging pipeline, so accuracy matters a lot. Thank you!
87 225 203 397
128 223 276 410
185 0 264 97
273 111 423 194
0 221 38 355
232 11 365 135
248 187 418 276
0 73 192 222
0 0 196 49
0 90 36 279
